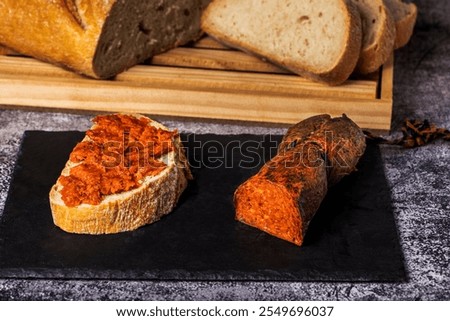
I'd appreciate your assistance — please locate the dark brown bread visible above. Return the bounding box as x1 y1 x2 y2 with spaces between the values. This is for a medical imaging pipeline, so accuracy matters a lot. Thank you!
234 114 366 246
0 0 211 78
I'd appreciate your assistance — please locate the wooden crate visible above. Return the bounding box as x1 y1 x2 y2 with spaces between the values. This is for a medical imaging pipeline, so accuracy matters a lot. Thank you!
0 37 393 130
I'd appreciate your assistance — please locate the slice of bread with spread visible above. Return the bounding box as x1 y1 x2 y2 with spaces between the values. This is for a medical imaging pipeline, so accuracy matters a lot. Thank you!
49 114 192 234
0 0 210 78
201 0 363 85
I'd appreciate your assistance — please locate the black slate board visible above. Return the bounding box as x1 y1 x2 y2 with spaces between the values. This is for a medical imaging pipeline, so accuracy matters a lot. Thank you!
0 131 405 281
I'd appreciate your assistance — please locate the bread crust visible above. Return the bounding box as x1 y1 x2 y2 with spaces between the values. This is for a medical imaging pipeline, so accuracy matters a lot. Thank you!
392 2 418 49
354 0 396 74
201 0 363 86
49 115 192 234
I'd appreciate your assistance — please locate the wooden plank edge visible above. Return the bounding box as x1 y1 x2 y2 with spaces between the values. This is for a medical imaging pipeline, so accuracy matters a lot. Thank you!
189 36 231 50
379 54 394 132
380 54 394 101
0 56 378 100
0 81 392 130
151 47 289 74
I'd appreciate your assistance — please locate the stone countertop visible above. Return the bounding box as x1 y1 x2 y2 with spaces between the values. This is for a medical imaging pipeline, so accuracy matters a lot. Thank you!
0 0 449 300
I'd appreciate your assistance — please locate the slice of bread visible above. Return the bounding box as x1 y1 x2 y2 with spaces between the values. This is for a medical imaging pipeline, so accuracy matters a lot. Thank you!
351 0 396 74
201 0 362 85
384 0 418 49
49 114 192 234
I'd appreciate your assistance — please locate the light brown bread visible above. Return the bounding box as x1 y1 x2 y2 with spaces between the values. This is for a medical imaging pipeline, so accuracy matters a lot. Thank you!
384 0 418 49
201 0 362 85
351 0 396 74
49 114 192 234
0 0 210 78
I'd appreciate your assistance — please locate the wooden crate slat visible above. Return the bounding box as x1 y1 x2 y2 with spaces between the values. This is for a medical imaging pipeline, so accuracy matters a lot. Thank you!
0 37 393 130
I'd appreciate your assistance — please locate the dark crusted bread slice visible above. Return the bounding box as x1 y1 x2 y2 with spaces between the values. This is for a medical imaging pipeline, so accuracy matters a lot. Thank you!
0 0 210 78
384 0 418 49
351 0 396 74
201 0 362 85
49 114 192 234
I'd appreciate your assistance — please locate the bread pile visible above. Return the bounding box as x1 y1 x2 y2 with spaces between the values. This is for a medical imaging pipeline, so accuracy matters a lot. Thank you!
202 0 418 85
0 1 416 84
49 114 192 234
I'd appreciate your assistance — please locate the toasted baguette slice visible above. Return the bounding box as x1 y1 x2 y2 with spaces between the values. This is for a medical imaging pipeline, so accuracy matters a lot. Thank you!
351 0 396 74
0 0 209 78
384 0 418 49
49 114 192 234
201 0 362 85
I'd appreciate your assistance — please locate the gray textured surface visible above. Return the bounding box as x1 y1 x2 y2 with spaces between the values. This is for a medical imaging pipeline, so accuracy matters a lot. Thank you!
0 0 449 300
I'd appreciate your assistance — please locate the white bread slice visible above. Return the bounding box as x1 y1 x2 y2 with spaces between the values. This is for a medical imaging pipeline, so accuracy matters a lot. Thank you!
201 0 362 85
49 114 192 234
384 0 418 49
351 0 396 74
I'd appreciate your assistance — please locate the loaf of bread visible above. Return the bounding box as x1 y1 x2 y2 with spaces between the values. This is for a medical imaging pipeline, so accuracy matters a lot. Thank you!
201 0 363 85
384 0 418 49
0 0 210 78
351 0 396 74
49 114 192 234
234 115 366 246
